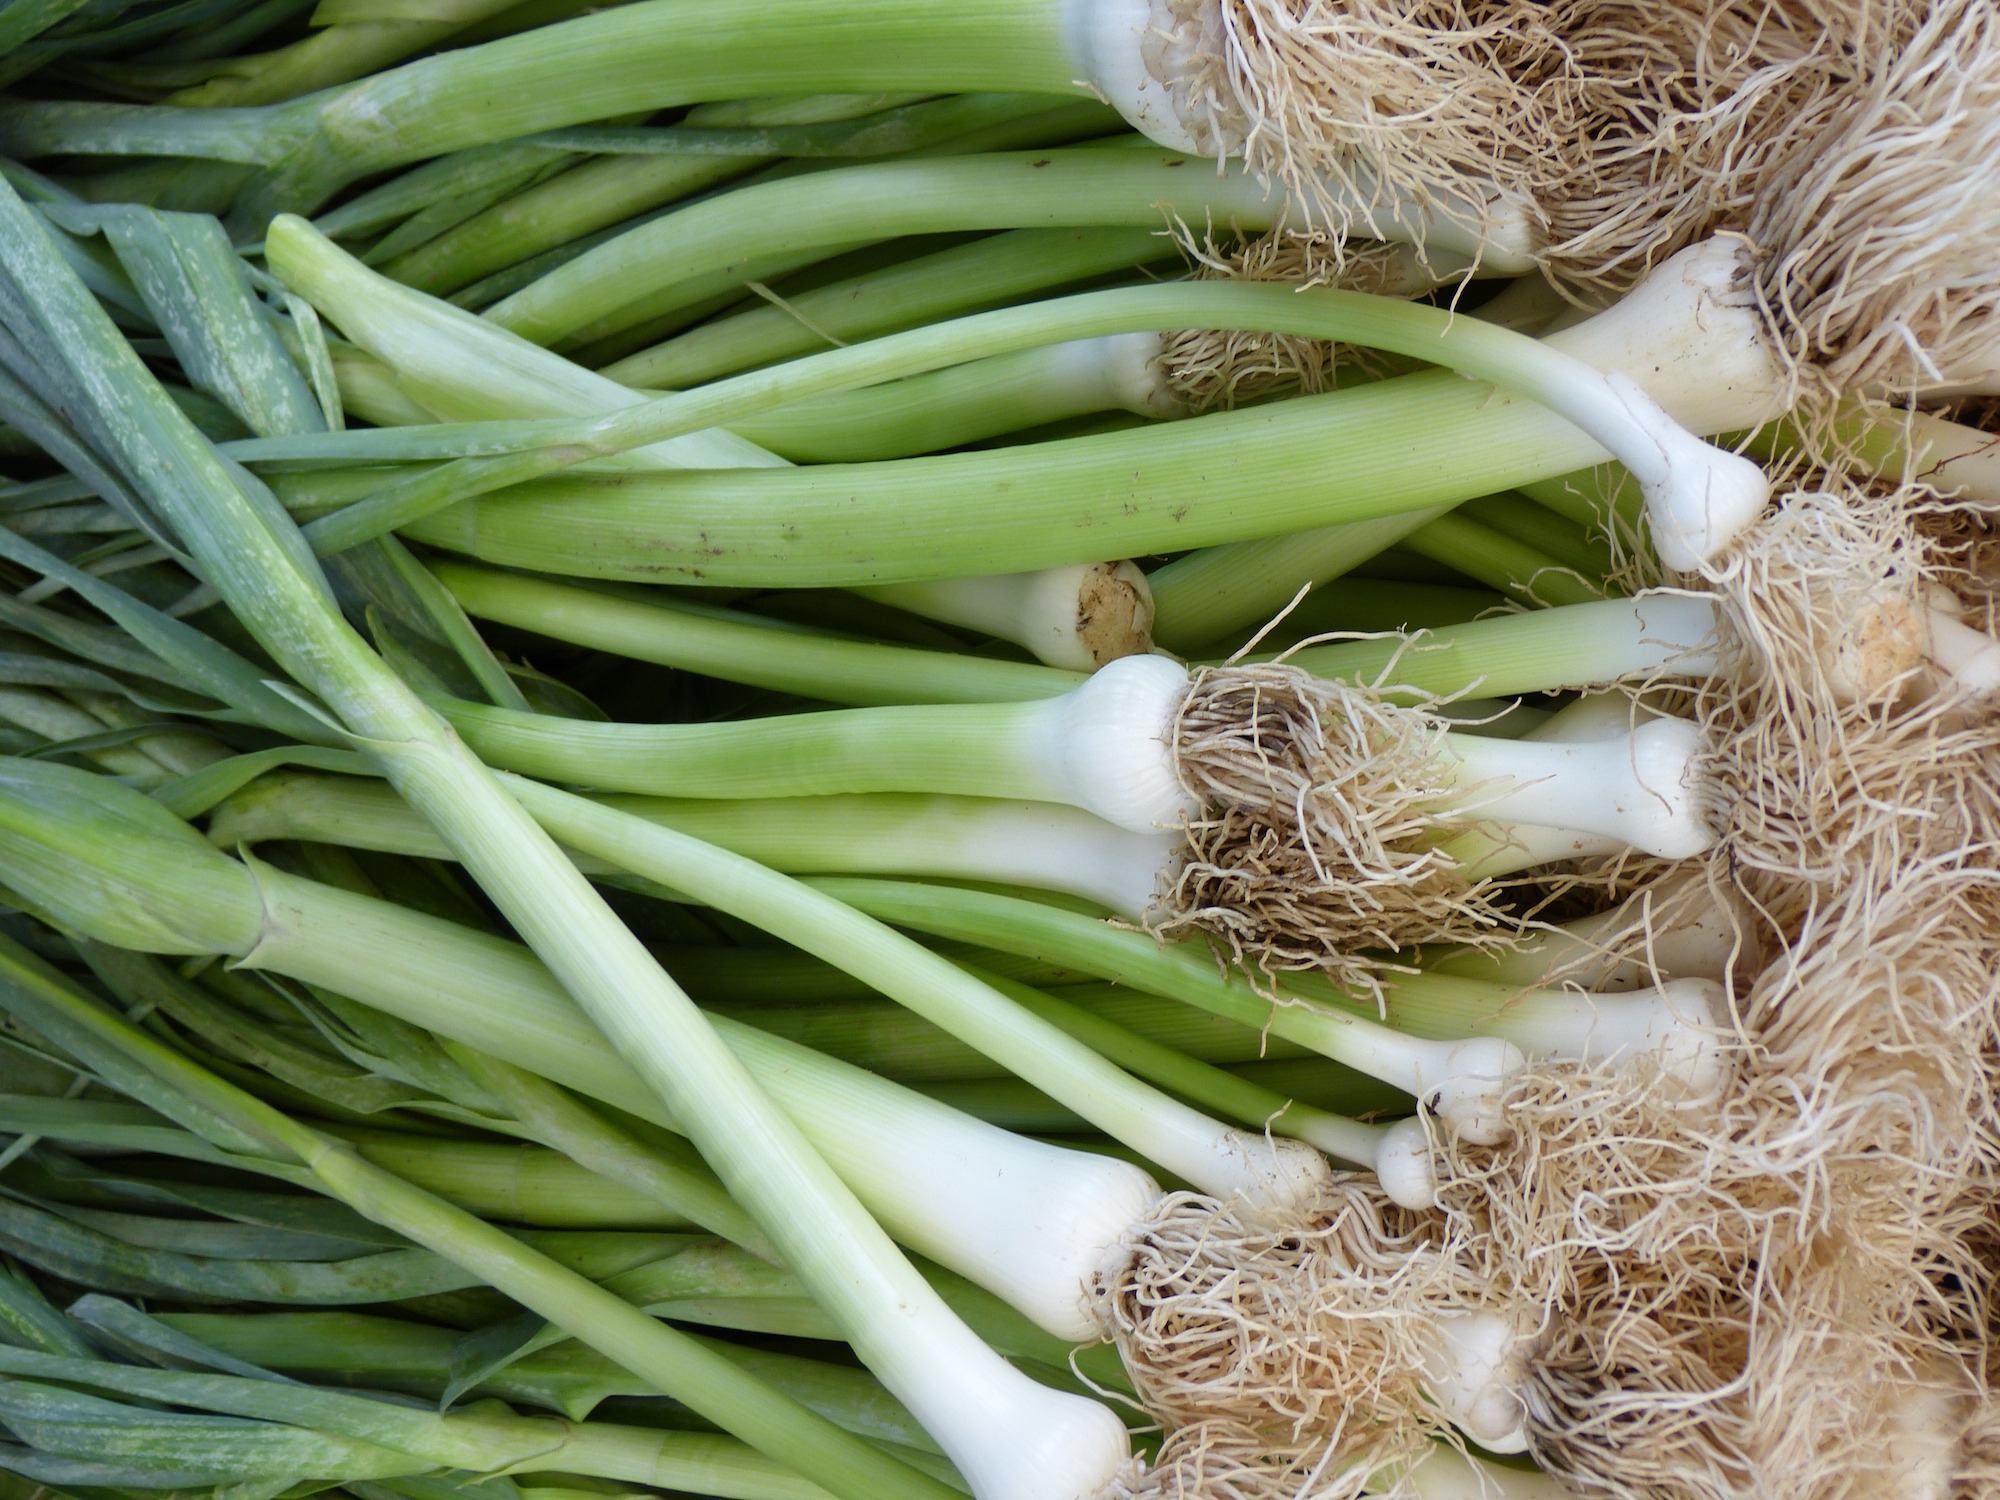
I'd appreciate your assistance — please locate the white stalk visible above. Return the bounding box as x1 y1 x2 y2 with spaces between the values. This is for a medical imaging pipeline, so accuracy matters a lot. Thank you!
1900 407 2000 505
1437 716 1714 861
1431 693 1680 878
858 558 1158 671
1535 239 1790 569
1374 977 1725 1209
1010 653 1196 832
1540 238 1789 444
1442 821 1626 880
1529 242 1776 569
716 1019 1165 1344
1303 1114 1438 1211
1368 1117 1442 1212
1924 602 2000 697
1416 1310 1532 1453
265 217 784 471
1441 977 1728 1092
1010 657 1716 855
252 862 1316 1347
206 777 1185 923
733 1011 1512 1458
1558 896 1743 994
1536 977 1727 1093
507 774 1348 1240
248 880 1128 1500
1363 1034 1523 1146
1149 240 1796 651
1077 330 1189 419
1541 592 1723 680
803 798 1178 918
622 793 1182 919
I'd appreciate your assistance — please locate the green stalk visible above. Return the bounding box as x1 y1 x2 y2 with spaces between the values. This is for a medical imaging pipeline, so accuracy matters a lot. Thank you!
395 372 1601 586
660 945 1086 1008
437 1042 779 1254
359 158 572 269
0 1344 859 1500
1175 577 1509 658
960 965 1392 1173
602 227 1172 390
0 761 1142 1422
1399 510 1602 608
0 685 168 780
807 878 1667 1063
206 774 1169 918
703 986 1314 1083
0 183 1098 1500
265 219 785 473
517 237 878 357
429 691 1079 802
0 934 957 1500
312 142 574 243
407 601 1705 804
167 0 532 109
484 150 1285 348
1266 594 1714 698
252 276 1709 586
521 94 1107 161
389 157 771 294
224 0 1088 219
161 1308 939 1449
494 772 1328 1211
725 336 1178 462
384 92 951 297
1457 492 1616 581
325 1127 696 1231
90 790 763 1254
432 564 1078 706
0 98 300 165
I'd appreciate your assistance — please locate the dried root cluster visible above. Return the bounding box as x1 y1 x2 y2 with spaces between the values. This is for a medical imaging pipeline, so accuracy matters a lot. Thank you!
1125 465 2000 1496
1099 1183 1503 1493
1156 661 1520 999
1451 476 2000 1496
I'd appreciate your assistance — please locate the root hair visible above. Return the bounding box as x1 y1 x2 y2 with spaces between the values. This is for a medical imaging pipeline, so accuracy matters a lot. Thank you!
1158 661 1519 997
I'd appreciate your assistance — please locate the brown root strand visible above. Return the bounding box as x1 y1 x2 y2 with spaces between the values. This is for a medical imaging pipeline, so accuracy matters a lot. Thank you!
1745 0 2000 393
1158 661 1520 997
1096 1185 1491 1480
1111 1420 1377 1500
1533 0 1924 297
1526 1275 1981 1500
1151 0 1580 251
1667 482 2000 910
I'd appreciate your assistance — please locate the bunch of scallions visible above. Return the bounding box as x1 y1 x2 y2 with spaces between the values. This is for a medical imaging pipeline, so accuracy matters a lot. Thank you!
0 0 1997 1496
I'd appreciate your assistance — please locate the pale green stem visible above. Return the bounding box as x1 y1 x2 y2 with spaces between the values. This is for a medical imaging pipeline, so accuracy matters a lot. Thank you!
432 562 1078 706
810 877 1677 1063
388 93 1100 297
247 275 1735 585
0 932 957 1500
0 179 1103 1500
485 149 1281 349
1400 511 1601 608
603 227 1173 390
235 0 1087 220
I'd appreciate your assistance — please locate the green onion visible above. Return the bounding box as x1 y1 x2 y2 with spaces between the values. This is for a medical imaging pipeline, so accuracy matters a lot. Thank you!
0 178 1134 1500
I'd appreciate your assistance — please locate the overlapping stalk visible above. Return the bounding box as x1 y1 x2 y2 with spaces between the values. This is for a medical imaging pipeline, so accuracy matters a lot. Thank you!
3 7 2000 1497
